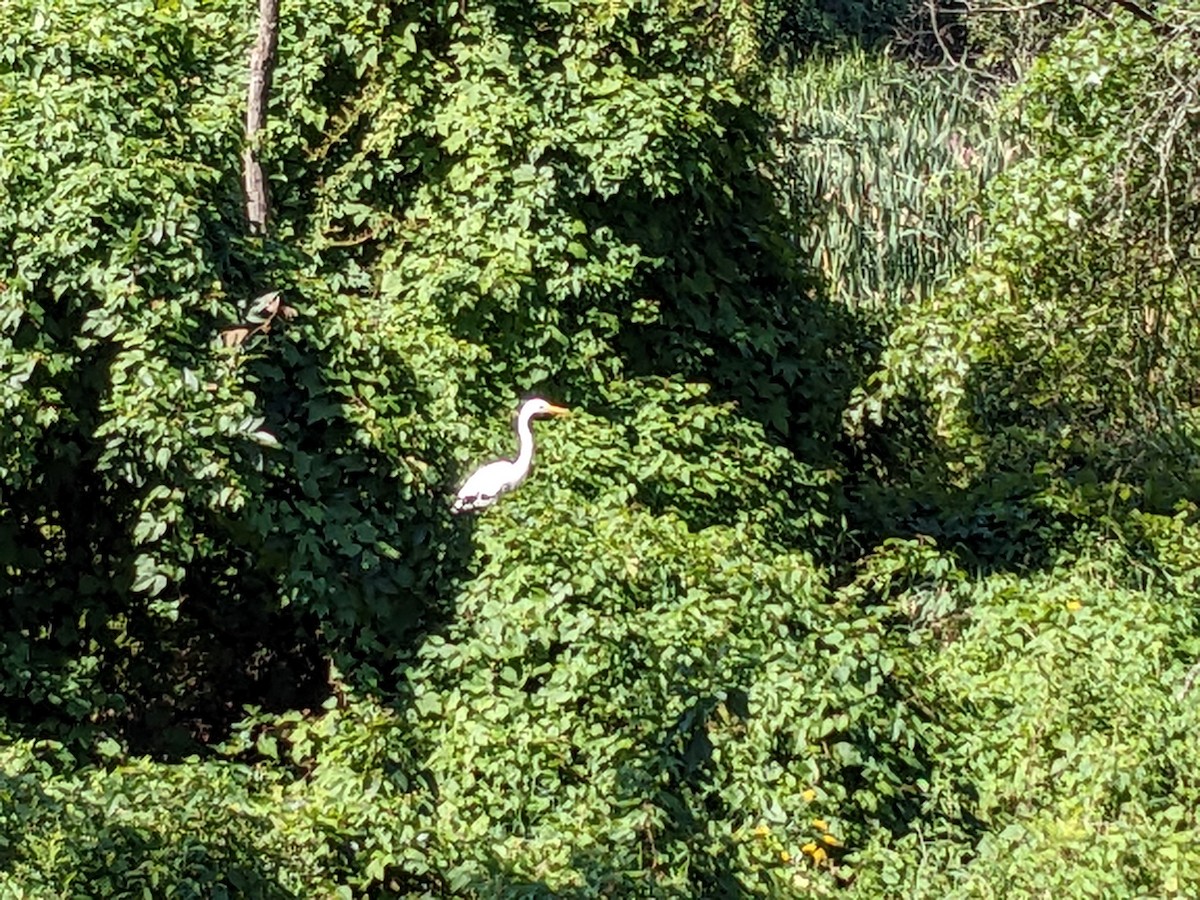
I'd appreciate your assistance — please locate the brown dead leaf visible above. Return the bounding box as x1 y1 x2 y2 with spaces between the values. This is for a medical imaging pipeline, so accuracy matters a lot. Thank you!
220 326 253 347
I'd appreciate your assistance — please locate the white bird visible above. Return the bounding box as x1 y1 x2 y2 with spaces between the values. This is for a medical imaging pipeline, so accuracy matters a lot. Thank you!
451 397 570 514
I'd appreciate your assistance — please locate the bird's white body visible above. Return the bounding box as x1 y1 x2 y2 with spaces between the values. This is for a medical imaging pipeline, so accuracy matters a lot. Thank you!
451 397 569 514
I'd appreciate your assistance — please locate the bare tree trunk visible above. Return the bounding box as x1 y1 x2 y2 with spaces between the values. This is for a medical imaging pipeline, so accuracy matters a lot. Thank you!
243 0 280 235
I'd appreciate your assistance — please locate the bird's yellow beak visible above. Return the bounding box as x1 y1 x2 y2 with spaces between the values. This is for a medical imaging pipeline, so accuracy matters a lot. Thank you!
546 404 570 417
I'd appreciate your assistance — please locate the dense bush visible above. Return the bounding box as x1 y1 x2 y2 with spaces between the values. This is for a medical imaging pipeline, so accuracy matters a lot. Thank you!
4 0 1200 896
838 522 1200 897
0 1 265 730
851 6 1200 465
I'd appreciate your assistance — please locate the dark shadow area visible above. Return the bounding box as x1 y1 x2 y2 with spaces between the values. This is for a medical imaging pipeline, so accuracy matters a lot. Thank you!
0 286 478 758
640 695 752 899
842 354 1200 582
235 314 479 698
111 583 330 758
844 463 1078 577
0 2 510 767
0 4 338 759
757 0 919 64
0 209 473 768
0 233 327 760
756 0 1078 77
59 823 298 899
588 105 870 452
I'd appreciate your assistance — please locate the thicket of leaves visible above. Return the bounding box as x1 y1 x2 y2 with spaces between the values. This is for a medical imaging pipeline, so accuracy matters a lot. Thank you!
4 0 1200 896
837 11 1200 890
849 5 1200 491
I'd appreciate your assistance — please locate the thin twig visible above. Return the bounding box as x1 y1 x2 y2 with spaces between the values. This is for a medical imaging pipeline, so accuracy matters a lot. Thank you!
966 0 1058 13
320 229 376 248
1108 0 1170 33
927 0 963 69
1177 661 1200 701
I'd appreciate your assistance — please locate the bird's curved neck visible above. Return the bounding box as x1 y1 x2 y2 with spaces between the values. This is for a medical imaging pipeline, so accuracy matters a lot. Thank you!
513 407 537 474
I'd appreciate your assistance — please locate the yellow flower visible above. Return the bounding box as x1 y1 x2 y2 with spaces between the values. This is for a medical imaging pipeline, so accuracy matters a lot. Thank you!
812 818 829 831
753 825 770 838
780 850 792 863
1066 599 1083 612
822 833 842 846
801 842 818 855
801 788 816 802
812 846 828 864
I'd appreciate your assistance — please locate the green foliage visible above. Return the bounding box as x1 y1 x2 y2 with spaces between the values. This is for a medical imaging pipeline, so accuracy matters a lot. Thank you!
833 12 1200 892
844 521 1200 897
375 510 836 894
0 0 801 727
0 737 290 898
769 51 1015 316
0 0 266 724
5 0 1200 897
851 6 1200 469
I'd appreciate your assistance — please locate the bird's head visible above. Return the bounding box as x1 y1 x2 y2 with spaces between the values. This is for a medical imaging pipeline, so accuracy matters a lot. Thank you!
520 397 570 419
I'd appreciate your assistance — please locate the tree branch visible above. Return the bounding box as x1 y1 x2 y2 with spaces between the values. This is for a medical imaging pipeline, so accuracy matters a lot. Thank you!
1177 660 1200 701
965 0 1058 14
1108 0 1166 30
927 0 964 69
243 0 280 235
1069 0 1175 35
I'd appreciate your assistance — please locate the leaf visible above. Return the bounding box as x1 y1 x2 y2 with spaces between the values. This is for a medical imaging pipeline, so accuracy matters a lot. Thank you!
247 290 282 321
220 325 254 347
96 737 123 758
250 429 282 448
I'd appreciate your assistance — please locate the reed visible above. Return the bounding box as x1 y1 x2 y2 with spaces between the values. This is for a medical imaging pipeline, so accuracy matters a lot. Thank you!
768 52 1017 316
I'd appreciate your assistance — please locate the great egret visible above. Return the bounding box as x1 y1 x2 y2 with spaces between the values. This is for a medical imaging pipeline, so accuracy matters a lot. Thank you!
451 397 569 514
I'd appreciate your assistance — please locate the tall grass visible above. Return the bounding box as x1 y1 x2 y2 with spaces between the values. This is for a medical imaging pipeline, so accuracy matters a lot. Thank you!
768 52 1018 316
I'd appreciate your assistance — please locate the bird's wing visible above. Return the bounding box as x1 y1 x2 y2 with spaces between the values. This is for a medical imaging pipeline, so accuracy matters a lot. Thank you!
452 459 519 513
